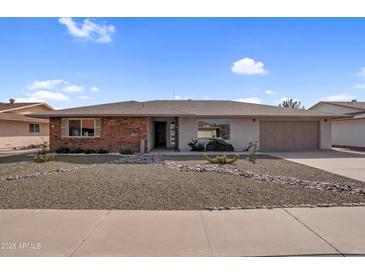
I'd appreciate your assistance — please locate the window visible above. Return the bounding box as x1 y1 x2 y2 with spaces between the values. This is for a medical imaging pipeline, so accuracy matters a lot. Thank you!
68 120 81 137
68 119 95 137
81 119 95 137
29 123 40 133
197 119 230 140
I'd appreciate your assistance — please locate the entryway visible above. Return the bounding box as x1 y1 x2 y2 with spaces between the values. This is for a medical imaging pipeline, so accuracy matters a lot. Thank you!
154 121 167 148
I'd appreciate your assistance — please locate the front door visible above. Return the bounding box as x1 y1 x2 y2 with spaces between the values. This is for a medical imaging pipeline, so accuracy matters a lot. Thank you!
154 121 167 148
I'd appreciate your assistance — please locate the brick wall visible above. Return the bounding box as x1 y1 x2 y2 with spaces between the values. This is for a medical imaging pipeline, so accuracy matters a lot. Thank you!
49 117 148 152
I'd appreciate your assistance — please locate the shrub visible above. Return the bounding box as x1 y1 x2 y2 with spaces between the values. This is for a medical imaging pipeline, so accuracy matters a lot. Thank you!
206 139 234 151
34 153 54 163
204 153 239 165
96 148 109 154
70 147 84 154
84 149 96 154
119 147 134 155
188 139 205 151
27 144 41 149
246 143 257 164
55 146 70 153
34 140 54 162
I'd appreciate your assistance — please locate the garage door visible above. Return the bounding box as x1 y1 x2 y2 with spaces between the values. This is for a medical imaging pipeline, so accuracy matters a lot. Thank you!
260 121 319 151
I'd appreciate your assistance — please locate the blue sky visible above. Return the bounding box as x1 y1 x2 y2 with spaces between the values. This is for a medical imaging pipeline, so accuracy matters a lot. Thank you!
1 17 365 109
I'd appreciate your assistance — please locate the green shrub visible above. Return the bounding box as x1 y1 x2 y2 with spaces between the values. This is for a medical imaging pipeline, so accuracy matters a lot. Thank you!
246 143 257 164
34 153 54 163
84 149 96 154
206 139 234 151
27 144 41 149
34 140 54 162
204 153 239 165
119 147 134 155
70 147 84 154
96 148 109 154
55 146 70 153
188 139 205 151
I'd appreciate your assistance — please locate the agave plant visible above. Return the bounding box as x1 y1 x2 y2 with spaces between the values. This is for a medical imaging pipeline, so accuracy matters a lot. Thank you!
204 153 239 165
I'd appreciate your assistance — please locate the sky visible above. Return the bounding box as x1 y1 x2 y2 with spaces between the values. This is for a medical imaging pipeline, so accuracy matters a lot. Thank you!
0 17 365 109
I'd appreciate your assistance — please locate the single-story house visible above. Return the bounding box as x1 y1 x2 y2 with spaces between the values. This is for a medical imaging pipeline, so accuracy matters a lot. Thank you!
310 100 365 150
0 99 53 149
29 100 346 153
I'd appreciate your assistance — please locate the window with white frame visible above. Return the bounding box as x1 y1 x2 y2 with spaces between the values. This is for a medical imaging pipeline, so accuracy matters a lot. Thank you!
197 119 230 140
29 123 40 133
68 119 95 137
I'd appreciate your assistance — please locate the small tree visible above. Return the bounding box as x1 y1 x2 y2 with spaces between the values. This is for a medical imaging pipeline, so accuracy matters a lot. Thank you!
279 98 305 109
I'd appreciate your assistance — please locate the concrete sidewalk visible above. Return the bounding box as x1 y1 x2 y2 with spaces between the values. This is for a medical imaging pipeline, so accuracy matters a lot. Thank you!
0 207 364 257
271 150 365 182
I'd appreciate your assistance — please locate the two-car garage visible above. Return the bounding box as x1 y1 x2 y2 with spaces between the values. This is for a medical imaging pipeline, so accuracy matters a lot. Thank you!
259 121 320 151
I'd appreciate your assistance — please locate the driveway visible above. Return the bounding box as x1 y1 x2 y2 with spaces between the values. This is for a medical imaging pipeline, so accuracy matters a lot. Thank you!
270 149 365 182
1 207 365 256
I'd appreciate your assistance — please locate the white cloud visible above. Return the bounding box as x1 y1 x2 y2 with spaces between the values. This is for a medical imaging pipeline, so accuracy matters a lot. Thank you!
27 80 68 90
231 57 267 75
78 95 91 100
15 97 46 103
323 93 356 101
20 91 69 102
357 67 365 77
235 97 262 104
265 90 278 95
91 87 99 92
63 85 84 93
355 83 365 89
174 94 194 100
59 17 115 43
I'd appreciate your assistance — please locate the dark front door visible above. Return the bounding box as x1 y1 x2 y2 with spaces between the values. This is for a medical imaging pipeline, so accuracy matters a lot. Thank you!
154 121 167 148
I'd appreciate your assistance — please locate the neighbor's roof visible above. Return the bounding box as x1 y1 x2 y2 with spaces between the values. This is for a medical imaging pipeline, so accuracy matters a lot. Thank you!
309 101 365 111
0 113 49 123
28 100 349 118
0 102 54 113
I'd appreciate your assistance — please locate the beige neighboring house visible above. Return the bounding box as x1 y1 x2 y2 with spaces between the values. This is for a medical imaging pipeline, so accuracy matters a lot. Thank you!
0 99 53 150
310 100 365 150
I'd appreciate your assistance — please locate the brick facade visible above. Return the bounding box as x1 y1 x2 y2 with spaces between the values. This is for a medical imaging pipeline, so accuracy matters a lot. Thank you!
49 117 148 152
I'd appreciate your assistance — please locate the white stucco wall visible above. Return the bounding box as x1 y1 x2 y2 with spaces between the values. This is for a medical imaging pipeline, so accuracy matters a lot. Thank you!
311 103 365 148
178 117 260 151
177 117 330 151
230 118 260 150
332 119 365 148
178 117 197 151
320 119 332 149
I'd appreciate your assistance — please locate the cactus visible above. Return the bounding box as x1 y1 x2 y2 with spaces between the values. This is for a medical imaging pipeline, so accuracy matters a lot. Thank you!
204 153 239 165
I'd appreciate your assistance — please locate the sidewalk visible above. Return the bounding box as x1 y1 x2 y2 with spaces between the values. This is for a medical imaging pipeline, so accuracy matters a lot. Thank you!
1 207 365 256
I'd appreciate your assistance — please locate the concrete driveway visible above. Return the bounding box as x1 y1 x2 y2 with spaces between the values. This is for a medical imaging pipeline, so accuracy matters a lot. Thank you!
270 149 365 182
1 207 365 257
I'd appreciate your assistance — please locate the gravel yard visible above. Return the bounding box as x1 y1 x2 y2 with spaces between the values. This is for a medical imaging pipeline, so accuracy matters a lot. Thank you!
0 154 365 210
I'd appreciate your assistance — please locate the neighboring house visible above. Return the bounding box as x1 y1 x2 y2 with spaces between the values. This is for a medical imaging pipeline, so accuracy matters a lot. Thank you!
29 100 345 153
0 99 53 149
310 100 365 150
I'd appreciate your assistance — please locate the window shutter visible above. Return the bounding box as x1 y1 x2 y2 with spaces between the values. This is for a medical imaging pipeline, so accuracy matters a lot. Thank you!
61 118 67 138
95 118 101 138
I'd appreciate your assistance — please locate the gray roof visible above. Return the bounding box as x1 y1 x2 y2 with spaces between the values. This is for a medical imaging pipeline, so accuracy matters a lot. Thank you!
28 100 349 118
0 102 54 113
0 113 49 123
310 101 365 112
